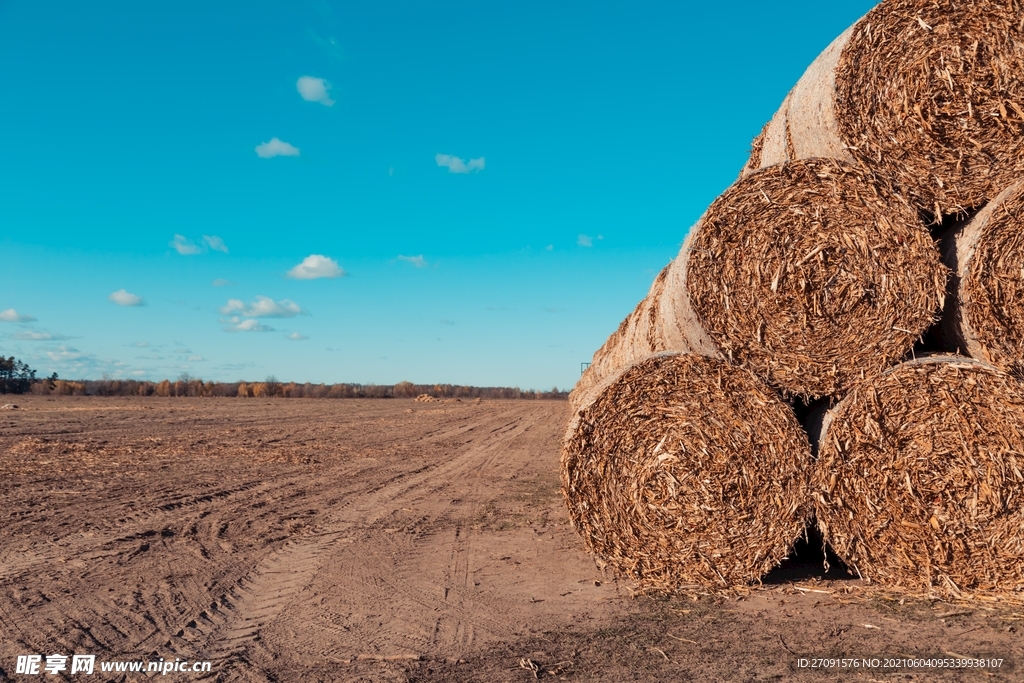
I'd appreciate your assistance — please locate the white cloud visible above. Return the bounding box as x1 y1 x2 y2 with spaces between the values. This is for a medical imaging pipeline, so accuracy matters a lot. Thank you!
46 345 87 363
286 332 309 340
9 330 66 341
296 76 335 106
398 254 428 268
109 289 145 306
224 319 274 333
219 296 305 318
577 234 593 247
188 355 205 362
203 235 229 253
436 153 485 174
132 341 150 348
0 308 36 323
287 254 345 279
212 279 234 287
170 234 201 255
256 137 300 158
545 244 554 251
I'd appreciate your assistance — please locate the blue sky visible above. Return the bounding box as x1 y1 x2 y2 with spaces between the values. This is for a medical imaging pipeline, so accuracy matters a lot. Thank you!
0 0 877 389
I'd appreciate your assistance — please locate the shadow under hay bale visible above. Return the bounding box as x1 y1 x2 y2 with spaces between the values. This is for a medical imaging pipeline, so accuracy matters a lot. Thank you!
562 353 813 590
813 356 1024 598
685 158 947 400
761 526 855 584
745 0 1024 217
939 180 1024 374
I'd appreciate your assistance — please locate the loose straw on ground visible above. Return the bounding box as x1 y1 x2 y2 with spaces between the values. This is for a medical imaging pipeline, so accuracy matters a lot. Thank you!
942 179 1024 373
745 0 1024 217
562 353 812 590
685 158 946 400
813 356 1024 598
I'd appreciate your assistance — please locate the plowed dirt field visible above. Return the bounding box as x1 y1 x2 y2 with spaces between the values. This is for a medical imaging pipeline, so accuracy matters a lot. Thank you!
1 397 1022 682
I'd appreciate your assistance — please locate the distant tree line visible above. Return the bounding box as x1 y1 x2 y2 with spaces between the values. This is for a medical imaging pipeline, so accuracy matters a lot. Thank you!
1 353 568 399
0 356 57 394
30 378 567 400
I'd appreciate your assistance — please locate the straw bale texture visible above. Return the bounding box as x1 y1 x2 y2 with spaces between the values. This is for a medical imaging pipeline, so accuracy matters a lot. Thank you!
562 353 813 590
942 179 1024 373
813 356 1024 597
685 158 947 400
746 0 1024 216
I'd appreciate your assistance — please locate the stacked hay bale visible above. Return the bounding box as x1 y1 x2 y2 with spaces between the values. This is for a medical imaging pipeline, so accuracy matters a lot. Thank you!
813 357 1024 596
745 0 1024 218
564 0 1024 597
685 158 946 399
564 354 813 589
942 180 1024 373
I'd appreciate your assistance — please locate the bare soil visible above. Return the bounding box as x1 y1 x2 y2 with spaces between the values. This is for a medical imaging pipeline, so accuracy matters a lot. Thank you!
0 397 1021 682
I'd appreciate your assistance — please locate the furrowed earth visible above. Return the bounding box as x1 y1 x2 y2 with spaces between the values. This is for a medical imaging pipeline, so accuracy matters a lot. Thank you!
0 397 1021 682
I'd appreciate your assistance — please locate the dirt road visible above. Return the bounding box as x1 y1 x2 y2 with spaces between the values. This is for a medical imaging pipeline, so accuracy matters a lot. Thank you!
0 398 627 681
1 398 1022 682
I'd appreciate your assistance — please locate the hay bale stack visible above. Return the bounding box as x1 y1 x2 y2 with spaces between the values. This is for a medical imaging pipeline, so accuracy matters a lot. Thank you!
745 0 1024 217
685 158 947 400
942 179 1024 373
813 356 1024 596
562 353 813 589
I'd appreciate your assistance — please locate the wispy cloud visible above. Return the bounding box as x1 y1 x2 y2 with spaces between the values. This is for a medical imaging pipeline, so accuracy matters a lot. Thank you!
132 341 151 348
256 137 300 159
188 355 206 362
203 235 229 253
224 319 274 333
577 234 603 247
286 332 309 341
45 345 88 363
296 76 335 106
171 234 228 255
397 254 428 268
287 254 345 279
219 296 305 318
9 330 67 341
170 234 201 255
436 153 485 174
212 279 234 287
0 308 36 323
440 319 455 326
109 289 145 306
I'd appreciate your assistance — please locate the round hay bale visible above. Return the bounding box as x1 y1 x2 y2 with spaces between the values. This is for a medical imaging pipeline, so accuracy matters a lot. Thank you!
562 353 813 590
747 0 1024 216
685 158 947 400
942 179 1024 373
813 356 1024 597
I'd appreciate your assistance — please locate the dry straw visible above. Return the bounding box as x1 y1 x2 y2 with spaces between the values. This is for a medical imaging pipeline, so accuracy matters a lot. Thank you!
686 158 947 400
942 179 1024 373
745 0 1024 217
562 353 813 590
813 356 1024 598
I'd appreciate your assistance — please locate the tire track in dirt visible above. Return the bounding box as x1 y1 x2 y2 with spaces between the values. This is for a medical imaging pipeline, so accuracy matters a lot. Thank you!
0 480 272 581
180 412 544 679
0 400 613 683
257 407 566 672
